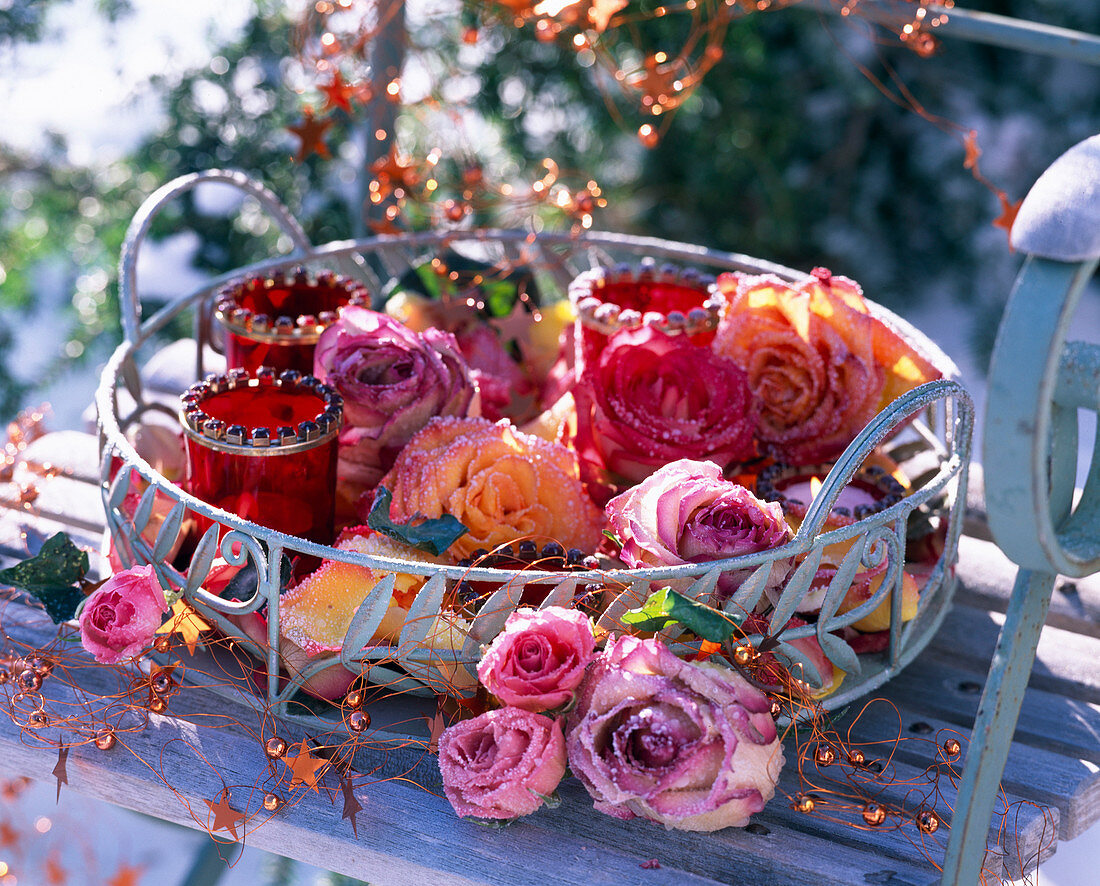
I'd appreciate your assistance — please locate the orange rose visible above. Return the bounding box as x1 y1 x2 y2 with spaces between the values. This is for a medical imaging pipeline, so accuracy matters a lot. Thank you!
713 268 939 464
379 416 604 560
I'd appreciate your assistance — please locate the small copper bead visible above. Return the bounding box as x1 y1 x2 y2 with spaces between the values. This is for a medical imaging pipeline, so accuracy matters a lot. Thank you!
795 794 815 814
769 699 783 719
345 689 364 709
0 668 10 685
848 749 866 766
153 636 171 654
263 792 284 812
347 710 370 733
814 744 836 766
862 803 887 826
29 710 49 728
95 729 116 750
151 673 172 695
733 644 754 666
943 738 961 758
148 695 168 714
18 671 42 692
265 736 288 759
917 810 940 834
30 657 53 677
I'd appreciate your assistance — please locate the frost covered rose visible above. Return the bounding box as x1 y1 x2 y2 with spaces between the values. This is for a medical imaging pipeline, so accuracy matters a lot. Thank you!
478 607 595 712
438 707 567 820
712 269 939 465
313 306 476 501
606 459 791 597
565 635 784 832
378 416 603 560
573 326 757 485
78 565 168 664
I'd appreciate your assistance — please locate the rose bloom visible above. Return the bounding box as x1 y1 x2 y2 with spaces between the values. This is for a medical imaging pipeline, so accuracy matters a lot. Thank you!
438 707 567 820
713 269 938 465
573 325 756 485
378 416 604 560
607 459 790 569
566 634 784 832
313 306 477 502
478 607 596 712
78 564 168 664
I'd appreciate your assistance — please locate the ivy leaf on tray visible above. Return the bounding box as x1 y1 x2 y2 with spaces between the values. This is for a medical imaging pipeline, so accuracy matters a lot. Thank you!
367 486 468 557
621 587 744 644
0 532 89 623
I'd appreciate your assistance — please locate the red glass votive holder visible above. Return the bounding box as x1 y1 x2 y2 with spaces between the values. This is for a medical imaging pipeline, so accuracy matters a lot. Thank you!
213 269 370 375
568 259 725 373
180 368 343 545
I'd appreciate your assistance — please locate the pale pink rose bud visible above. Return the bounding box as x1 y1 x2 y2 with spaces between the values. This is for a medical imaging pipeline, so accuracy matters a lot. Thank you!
438 707 566 820
78 564 168 664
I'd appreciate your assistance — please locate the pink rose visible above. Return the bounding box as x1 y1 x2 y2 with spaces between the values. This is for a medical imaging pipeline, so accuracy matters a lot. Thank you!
78 565 168 664
438 707 567 820
606 459 791 597
573 326 757 485
477 607 595 712
313 306 476 500
565 635 784 832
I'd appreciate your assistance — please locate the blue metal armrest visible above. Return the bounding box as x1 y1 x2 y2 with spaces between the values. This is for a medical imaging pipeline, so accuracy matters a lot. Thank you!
943 134 1100 884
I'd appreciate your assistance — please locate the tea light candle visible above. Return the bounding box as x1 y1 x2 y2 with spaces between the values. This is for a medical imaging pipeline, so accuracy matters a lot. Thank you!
214 269 370 375
755 462 905 526
180 367 343 544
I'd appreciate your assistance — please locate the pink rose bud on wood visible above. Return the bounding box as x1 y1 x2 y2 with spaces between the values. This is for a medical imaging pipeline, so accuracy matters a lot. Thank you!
566 635 784 832
78 564 168 664
438 707 567 820
477 607 596 712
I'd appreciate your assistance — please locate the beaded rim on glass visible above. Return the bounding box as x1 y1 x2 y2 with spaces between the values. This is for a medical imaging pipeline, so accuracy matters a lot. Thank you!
755 462 908 525
213 268 370 343
179 367 344 456
568 257 725 336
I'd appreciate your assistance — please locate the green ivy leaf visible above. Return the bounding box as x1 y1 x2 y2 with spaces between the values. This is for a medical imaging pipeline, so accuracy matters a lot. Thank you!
0 532 89 624
621 586 744 643
366 486 468 557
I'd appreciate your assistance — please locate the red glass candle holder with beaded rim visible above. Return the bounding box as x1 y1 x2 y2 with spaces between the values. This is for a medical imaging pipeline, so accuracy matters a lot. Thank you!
568 258 726 373
213 269 370 375
180 367 343 545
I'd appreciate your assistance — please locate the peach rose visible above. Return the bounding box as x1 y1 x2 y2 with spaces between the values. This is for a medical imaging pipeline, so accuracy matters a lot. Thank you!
377 416 604 560
713 269 938 465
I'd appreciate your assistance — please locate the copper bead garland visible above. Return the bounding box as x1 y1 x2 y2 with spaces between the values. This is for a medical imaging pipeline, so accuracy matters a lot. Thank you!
345 689 364 709
347 710 370 733
29 710 48 728
943 738 961 758
94 729 116 750
18 670 42 692
263 792 284 812
862 803 887 826
153 636 171 654
265 736 288 759
795 794 815 814
917 810 940 834
848 749 866 767
814 744 836 766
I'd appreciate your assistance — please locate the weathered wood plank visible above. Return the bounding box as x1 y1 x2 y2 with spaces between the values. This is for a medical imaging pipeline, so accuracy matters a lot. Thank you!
955 534 1100 638
844 697 1098 842
929 602 1100 705
881 658 1100 768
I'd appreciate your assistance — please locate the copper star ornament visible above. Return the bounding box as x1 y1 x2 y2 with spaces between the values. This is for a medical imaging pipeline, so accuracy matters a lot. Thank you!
204 789 247 840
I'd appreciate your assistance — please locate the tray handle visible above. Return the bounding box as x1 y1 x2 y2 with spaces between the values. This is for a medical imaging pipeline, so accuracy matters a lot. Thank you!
118 169 313 344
